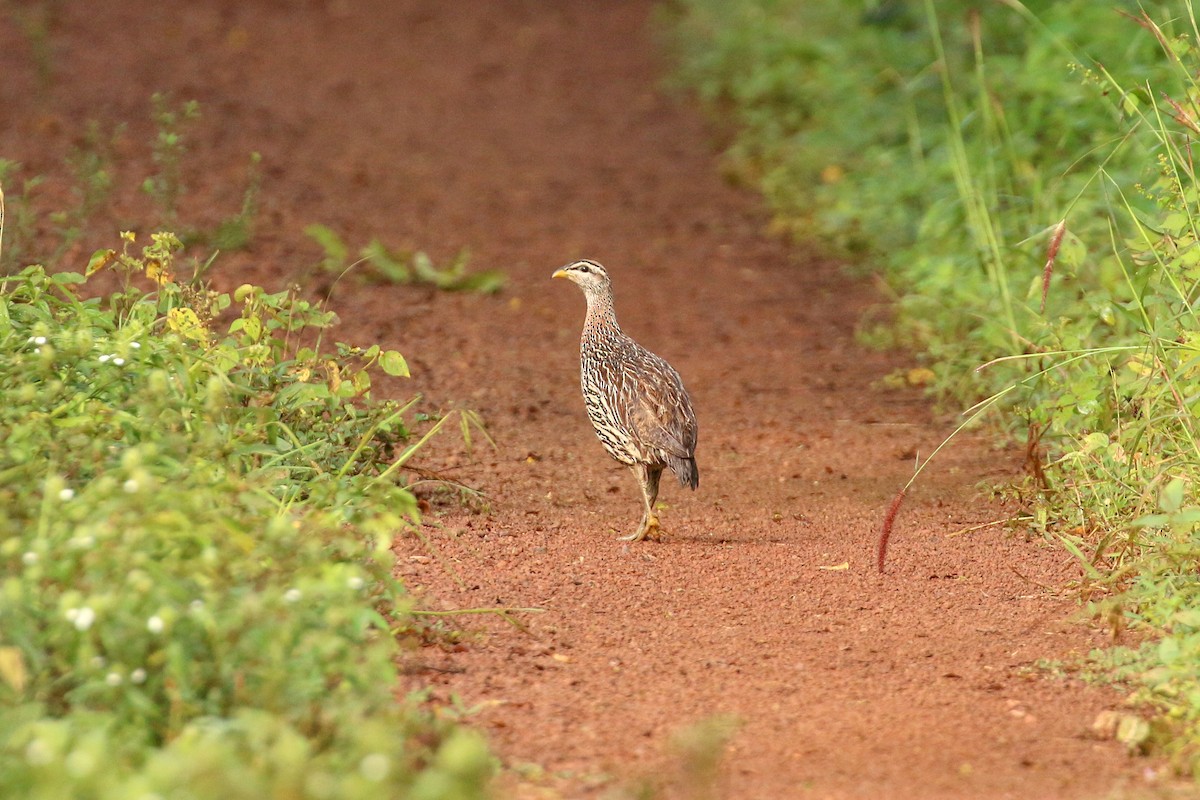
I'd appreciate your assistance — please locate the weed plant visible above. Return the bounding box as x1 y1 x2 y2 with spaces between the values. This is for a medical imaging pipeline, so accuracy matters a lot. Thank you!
306 224 506 293
0 78 509 795
669 0 1200 776
0 230 491 794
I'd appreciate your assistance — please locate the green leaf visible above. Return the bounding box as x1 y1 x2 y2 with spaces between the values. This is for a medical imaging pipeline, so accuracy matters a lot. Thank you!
361 239 411 284
412 251 439 283
242 315 263 343
1172 609 1200 629
455 270 507 294
304 224 349 270
86 249 116 276
1168 507 1200 527
1115 714 1151 751
351 369 372 395
1158 636 1180 664
1160 477 1186 514
380 350 409 377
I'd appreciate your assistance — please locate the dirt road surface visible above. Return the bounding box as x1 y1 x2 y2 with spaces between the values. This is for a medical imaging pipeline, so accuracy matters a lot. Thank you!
1 1 1176 797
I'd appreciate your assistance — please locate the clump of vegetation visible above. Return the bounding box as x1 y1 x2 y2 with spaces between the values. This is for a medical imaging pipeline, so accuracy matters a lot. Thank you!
0 224 493 796
0 90 497 791
668 0 1200 777
141 93 200 224
306 224 506 293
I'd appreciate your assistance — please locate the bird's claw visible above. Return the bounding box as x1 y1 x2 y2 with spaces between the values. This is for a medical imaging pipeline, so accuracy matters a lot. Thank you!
618 515 662 542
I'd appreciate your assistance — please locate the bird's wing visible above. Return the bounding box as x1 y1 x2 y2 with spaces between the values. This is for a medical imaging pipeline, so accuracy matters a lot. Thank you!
617 350 697 459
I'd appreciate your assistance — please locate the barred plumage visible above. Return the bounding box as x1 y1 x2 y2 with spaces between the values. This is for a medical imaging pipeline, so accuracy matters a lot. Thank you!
552 259 698 541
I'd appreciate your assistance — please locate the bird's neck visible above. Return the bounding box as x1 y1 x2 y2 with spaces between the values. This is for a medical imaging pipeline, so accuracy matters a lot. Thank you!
582 290 622 343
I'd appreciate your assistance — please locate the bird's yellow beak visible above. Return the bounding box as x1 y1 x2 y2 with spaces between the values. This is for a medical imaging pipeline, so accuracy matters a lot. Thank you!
551 268 569 280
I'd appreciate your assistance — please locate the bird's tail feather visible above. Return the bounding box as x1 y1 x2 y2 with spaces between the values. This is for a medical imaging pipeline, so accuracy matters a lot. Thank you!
667 455 699 490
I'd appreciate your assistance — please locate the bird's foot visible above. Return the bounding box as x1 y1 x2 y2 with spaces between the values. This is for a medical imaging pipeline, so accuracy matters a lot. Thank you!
617 513 662 543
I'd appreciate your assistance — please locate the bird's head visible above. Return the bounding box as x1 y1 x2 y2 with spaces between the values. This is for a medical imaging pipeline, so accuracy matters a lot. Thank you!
552 259 611 296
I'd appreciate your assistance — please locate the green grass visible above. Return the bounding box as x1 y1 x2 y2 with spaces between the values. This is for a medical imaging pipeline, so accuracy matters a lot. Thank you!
667 0 1200 778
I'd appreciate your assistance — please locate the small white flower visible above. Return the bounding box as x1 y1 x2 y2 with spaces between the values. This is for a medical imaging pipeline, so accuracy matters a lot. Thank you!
58 488 75 501
74 607 95 631
347 576 365 591
33 348 41 355
147 615 164 634
105 672 122 687
130 342 142 349
283 588 302 604
21 552 38 566
123 479 139 494
131 668 147 684
98 354 111 363
359 753 390 782
112 357 125 366
33 336 47 345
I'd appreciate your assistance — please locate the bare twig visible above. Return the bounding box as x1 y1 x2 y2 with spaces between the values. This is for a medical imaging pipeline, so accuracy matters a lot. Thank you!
944 518 1009 538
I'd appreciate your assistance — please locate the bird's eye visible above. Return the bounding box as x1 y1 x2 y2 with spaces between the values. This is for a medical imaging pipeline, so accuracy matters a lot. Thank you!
579 265 590 273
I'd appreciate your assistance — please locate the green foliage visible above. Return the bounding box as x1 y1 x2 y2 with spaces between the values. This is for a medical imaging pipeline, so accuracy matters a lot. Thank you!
0 234 492 797
188 151 262 253
669 0 1200 776
305 224 507 293
0 160 48 275
49 121 120 264
142 94 200 223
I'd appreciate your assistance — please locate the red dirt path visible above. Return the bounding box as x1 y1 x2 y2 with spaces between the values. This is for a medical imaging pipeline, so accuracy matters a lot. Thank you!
1 1 1182 797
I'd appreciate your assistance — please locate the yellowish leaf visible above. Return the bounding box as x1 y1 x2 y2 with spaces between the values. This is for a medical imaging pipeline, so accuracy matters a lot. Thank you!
1126 355 1153 377
906 367 936 386
326 360 342 394
145 258 174 286
86 249 116 276
166 308 208 343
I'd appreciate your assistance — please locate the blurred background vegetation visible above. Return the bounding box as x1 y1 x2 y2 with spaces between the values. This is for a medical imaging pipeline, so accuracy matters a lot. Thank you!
666 0 1200 776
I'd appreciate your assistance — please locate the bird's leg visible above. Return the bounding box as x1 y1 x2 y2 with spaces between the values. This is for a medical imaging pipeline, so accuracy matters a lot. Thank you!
619 464 663 542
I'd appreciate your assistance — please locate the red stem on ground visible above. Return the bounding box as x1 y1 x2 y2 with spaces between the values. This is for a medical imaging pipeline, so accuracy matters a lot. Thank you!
876 487 907 574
